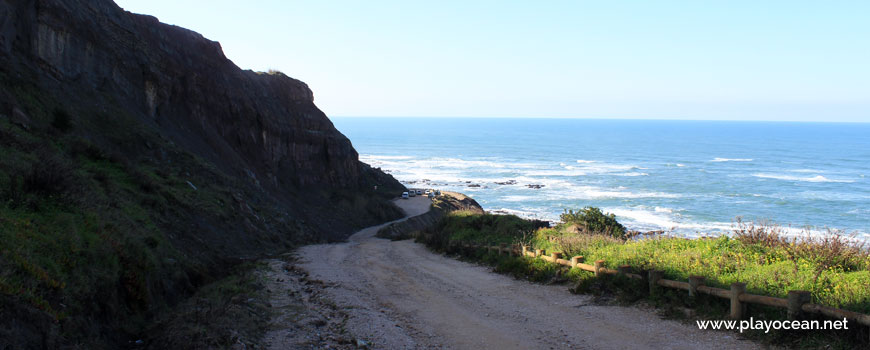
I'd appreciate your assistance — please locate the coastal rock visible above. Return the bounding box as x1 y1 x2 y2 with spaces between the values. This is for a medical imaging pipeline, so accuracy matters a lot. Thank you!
564 223 587 234
526 184 545 189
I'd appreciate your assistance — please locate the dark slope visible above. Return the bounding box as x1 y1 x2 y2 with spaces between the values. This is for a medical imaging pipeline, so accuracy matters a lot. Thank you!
0 0 404 348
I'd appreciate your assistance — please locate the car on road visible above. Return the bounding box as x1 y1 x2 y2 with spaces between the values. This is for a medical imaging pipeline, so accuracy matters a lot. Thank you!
402 192 409 199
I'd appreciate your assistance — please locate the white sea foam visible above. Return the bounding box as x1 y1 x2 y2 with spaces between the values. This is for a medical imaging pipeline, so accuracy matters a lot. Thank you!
501 183 680 201
362 155 414 160
604 207 684 231
489 207 556 221
568 162 640 174
523 170 587 177
597 206 869 239
359 153 865 240
753 173 854 183
361 155 536 170
617 172 648 177
654 207 674 213
712 157 753 162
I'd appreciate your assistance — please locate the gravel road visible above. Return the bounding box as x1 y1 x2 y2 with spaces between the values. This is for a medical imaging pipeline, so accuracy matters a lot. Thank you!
269 196 761 349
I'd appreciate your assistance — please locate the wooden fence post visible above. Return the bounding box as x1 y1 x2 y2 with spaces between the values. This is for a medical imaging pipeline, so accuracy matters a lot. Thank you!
688 276 705 298
730 282 747 319
499 243 507 255
522 245 528 256
594 260 605 277
648 270 663 294
617 265 631 275
570 256 581 268
787 290 811 320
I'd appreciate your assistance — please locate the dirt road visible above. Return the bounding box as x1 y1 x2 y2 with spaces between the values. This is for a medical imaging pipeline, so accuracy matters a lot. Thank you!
266 196 760 349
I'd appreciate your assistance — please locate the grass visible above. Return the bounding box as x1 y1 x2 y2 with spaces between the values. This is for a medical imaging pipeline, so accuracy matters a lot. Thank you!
1 63 404 348
0 72 291 347
0 119 202 340
143 262 271 350
418 210 870 348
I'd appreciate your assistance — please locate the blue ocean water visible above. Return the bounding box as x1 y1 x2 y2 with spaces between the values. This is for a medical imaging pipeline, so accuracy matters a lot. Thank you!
333 117 870 239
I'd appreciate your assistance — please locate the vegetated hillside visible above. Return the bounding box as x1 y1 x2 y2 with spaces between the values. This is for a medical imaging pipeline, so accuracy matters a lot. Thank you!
0 0 404 348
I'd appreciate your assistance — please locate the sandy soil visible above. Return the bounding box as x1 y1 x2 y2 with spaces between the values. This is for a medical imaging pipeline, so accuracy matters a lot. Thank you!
266 196 761 349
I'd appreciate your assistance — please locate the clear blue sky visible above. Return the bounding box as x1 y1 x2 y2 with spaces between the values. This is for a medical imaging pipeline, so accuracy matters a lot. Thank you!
113 1 869 122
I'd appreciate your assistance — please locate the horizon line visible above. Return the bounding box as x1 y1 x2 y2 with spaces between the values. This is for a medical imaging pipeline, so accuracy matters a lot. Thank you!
330 115 870 124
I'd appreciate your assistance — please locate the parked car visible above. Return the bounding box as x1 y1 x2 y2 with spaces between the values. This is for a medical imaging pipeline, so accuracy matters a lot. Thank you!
428 192 435 199
424 190 430 195
409 191 416 197
434 190 441 196
416 189 422 195
402 192 409 199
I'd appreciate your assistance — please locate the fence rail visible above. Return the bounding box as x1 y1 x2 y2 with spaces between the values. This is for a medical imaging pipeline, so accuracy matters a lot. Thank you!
457 241 870 328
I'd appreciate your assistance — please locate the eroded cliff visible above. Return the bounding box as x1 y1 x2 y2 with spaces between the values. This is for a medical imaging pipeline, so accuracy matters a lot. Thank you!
0 0 404 348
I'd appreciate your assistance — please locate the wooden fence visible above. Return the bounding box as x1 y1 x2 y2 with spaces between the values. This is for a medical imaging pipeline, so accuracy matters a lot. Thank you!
453 241 870 330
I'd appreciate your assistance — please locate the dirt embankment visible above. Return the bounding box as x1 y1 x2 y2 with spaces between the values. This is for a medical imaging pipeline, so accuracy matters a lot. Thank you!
265 196 761 350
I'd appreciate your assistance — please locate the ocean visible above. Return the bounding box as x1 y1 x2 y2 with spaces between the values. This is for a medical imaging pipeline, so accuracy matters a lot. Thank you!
332 117 870 240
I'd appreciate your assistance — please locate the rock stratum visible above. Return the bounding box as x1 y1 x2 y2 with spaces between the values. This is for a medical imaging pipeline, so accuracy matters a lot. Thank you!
0 0 404 348
2 0 379 189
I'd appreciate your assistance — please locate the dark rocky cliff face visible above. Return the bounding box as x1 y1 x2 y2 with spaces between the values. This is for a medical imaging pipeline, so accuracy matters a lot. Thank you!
0 0 404 348
3 0 371 189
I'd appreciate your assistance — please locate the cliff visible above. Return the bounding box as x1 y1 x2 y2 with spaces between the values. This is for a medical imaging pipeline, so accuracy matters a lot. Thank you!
0 0 404 348
2 0 384 190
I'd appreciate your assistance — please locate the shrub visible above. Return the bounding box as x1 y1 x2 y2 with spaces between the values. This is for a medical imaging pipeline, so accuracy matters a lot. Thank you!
732 218 869 277
22 151 74 197
560 207 627 239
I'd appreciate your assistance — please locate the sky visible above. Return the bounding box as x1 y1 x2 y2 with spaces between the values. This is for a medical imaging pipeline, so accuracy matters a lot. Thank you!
112 1 869 122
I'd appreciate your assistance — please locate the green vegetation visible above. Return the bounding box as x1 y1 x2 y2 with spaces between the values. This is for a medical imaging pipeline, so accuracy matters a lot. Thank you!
560 206 627 238
0 110 234 340
145 262 271 349
426 210 537 248
418 208 870 347
425 210 870 313
0 72 302 346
